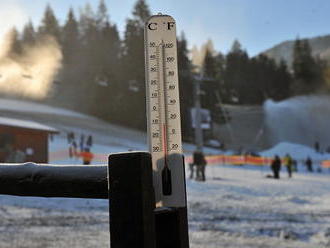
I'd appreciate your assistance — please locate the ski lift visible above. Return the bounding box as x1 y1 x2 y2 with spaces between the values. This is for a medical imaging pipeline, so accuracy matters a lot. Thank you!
128 80 139 92
97 80 109 87
22 74 33 79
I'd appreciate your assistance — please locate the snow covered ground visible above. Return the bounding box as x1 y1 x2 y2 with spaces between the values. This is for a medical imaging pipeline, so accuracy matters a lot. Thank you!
1 99 330 247
187 165 330 248
1 135 330 247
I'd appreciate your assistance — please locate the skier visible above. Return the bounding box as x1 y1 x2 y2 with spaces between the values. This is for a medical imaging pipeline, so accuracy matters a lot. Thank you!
67 132 75 144
305 157 313 172
80 148 94 165
271 155 281 179
72 140 78 158
193 151 200 180
199 152 207 181
283 153 293 178
314 141 320 153
86 135 93 148
189 163 195 179
68 139 78 159
193 150 207 181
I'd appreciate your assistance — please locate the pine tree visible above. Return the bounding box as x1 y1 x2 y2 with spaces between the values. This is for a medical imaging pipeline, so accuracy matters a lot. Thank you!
77 3 99 113
203 49 217 79
62 8 79 64
292 38 325 93
92 0 122 121
120 0 151 129
79 3 95 37
38 4 60 40
9 28 22 55
54 7 82 110
231 39 242 53
214 52 226 100
94 22 121 120
96 0 108 29
252 55 291 102
22 20 36 45
224 40 250 104
94 0 111 76
201 48 228 123
177 32 194 139
132 0 150 27
271 59 292 100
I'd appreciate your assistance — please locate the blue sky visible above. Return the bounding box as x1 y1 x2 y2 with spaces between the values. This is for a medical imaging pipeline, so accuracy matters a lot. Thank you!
2 0 330 56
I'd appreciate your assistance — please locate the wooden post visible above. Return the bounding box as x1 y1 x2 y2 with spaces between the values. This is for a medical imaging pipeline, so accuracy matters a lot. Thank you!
108 152 156 248
155 207 189 248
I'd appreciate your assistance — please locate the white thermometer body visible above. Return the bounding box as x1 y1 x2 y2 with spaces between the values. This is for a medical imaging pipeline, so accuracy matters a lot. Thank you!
145 15 186 207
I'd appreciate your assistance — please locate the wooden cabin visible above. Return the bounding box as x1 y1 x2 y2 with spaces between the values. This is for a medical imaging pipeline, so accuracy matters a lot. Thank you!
0 117 58 163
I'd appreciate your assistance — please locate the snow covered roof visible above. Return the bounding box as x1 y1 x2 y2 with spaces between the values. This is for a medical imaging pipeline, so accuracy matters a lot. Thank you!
0 116 58 133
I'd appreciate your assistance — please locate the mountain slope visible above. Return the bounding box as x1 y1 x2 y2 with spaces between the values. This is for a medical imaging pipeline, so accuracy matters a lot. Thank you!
262 34 330 67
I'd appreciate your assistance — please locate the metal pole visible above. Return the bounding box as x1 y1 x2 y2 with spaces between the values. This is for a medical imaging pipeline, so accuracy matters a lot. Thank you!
194 77 204 152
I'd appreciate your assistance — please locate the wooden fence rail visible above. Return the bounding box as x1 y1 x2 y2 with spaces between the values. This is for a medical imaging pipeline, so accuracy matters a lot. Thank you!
0 162 108 199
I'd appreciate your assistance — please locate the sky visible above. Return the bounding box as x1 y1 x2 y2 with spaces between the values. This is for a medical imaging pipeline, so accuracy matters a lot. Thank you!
1 0 329 56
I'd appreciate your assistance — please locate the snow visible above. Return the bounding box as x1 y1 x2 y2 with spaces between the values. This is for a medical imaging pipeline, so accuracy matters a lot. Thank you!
0 116 58 132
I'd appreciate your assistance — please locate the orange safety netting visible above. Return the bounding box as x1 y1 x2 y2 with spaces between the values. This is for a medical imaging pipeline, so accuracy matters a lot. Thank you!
321 160 330 168
185 154 330 168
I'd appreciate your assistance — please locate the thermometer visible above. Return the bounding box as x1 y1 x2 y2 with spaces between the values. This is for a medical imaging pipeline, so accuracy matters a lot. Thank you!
145 14 186 207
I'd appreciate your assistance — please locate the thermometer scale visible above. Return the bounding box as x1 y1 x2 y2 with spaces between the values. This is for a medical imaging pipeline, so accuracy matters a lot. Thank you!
145 14 186 207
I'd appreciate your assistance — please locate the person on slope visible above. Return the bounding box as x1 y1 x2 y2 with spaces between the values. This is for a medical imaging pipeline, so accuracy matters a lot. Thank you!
271 155 281 179
80 148 94 165
305 157 313 172
283 153 293 178
193 150 207 181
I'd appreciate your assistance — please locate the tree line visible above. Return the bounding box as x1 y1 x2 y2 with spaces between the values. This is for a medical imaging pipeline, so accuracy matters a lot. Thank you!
7 0 329 137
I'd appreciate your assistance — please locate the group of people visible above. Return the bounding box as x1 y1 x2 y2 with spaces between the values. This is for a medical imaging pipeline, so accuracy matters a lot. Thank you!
67 132 94 165
314 141 330 154
189 150 207 181
188 151 318 181
270 154 315 179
